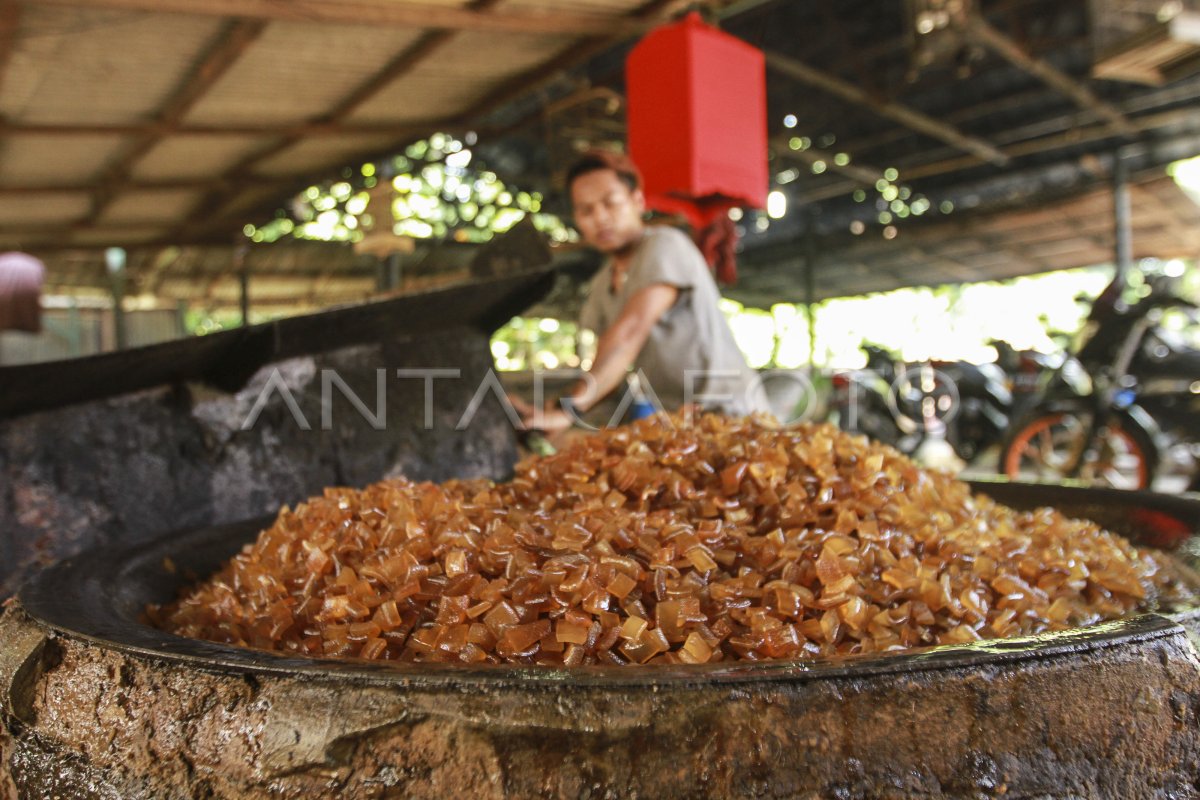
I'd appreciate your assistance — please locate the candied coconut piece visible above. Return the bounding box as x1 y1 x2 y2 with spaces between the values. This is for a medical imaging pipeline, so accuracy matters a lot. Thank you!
149 413 1191 666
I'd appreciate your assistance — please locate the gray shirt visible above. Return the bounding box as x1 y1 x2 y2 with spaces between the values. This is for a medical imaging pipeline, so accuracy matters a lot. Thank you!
579 225 768 416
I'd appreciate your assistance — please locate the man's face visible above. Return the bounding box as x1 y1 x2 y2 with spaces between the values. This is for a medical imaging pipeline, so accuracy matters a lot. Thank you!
569 168 646 254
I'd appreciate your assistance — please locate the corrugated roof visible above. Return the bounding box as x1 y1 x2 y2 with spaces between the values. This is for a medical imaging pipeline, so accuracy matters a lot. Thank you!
2 0 1199 311
183 25 431 125
0 0 692 257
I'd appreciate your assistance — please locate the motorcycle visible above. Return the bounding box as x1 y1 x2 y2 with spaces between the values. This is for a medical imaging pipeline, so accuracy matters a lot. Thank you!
998 271 1200 490
830 344 904 451
832 344 1012 464
989 339 1058 420
926 357 1012 463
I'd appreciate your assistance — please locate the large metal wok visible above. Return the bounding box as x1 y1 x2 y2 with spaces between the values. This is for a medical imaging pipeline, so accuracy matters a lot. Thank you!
2 481 1199 799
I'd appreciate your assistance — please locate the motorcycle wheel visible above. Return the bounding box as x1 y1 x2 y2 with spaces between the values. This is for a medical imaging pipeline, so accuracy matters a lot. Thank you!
999 411 1158 490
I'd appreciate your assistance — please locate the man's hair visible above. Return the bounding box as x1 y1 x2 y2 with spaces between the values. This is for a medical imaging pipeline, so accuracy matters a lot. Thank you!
565 150 642 194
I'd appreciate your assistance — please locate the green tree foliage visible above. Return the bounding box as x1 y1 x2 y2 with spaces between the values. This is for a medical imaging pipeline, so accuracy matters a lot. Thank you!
491 262 1197 371
244 133 573 246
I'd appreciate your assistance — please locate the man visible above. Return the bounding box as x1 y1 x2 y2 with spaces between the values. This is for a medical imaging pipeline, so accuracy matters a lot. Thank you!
517 151 768 436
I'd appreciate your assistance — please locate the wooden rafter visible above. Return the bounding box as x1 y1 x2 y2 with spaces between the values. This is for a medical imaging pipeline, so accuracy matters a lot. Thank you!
763 49 1010 168
182 0 689 242
814 1 876 97
0 220 166 235
901 106 1192 180
19 107 1191 250
837 76 1200 180
790 180 861 206
966 17 1137 137
1131 183 1200 250
222 32 454 169
24 0 648 37
142 246 185 295
0 0 16 171
785 105 1195 206
777 143 886 188
903 246 976 282
0 122 448 197
448 0 690 128
0 120 454 137
173 0 505 242
0 177 276 195
79 19 267 227
0 0 18 95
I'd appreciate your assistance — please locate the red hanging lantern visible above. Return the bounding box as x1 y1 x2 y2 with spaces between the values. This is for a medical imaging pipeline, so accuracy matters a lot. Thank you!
626 12 768 284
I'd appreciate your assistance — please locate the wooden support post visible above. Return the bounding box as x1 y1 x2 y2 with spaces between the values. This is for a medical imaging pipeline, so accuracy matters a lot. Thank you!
235 243 250 326
803 210 818 372
1113 148 1132 281
105 247 127 350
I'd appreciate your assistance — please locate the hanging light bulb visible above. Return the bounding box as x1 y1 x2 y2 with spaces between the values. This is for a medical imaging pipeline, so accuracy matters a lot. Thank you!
767 190 787 219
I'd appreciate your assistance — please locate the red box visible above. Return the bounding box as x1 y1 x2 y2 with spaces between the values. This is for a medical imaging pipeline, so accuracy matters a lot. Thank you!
626 12 768 225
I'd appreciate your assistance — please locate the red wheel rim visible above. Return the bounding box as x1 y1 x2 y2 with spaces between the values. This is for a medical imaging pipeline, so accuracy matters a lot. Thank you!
1004 414 1149 489
1004 413 1067 480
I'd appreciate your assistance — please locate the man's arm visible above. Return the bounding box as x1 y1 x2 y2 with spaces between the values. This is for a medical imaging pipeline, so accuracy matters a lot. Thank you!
571 282 678 408
516 282 678 436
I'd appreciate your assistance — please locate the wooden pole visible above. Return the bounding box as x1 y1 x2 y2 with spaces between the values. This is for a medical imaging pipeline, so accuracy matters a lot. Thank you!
235 243 250 326
804 210 818 372
105 247 128 350
1113 148 1133 281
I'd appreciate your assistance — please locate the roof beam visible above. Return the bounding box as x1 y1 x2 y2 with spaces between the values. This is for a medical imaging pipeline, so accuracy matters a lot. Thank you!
450 0 690 126
776 143 887 187
902 105 1191 179
965 17 1137 137
0 0 19 167
814 0 877 97
79 19 267 227
142 246 186 295
184 290 377 311
1131 183 1200 250
181 0 690 241
0 176 291 195
763 49 1010 168
202 27 463 174
23 0 647 37
790 179 861 205
835 75 1200 178
0 0 19 95
173 0 506 241
0 119 443 137
21 108 1190 245
784 105 1194 205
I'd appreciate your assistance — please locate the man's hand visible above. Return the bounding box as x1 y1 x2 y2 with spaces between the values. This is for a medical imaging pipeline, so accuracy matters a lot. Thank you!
506 393 536 424
508 393 575 437
526 407 574 437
